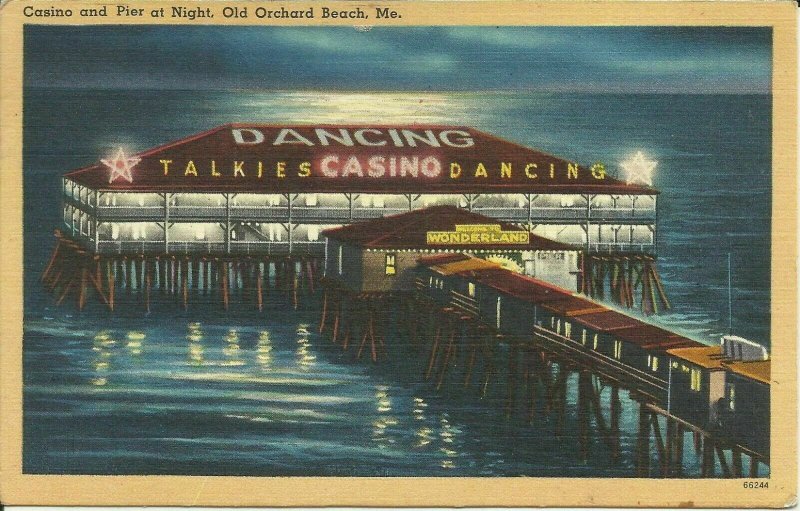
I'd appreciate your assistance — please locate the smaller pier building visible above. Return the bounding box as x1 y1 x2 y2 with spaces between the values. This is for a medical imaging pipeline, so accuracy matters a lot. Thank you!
322 205 581 292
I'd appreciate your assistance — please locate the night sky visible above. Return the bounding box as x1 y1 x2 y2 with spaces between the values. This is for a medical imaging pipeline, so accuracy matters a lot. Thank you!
25 26 771 93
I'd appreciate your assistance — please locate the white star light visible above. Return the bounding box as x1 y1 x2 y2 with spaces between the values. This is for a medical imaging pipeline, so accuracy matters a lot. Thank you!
101 148 141 184
620 151 657 186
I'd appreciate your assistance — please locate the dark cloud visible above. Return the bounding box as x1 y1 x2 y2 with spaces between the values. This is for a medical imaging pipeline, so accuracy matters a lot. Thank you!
24 26 771 93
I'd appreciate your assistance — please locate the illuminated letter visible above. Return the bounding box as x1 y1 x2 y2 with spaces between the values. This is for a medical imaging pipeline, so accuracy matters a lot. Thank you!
399 157 419 177
273 128 314 146
439 130 474 148
525 163 538 179
232 128 265 145
420 156 441 177
211 161 220 177
341 156 364 177
474 163 488 178
590 162 606 180
258 162 264 178
354 129 386 146
276 161 286 178
387 129 404 147
402 129 440 147
184 160 198 176
501 162 512 179
233 161 245 177
315 128 354 146
298 161 311 177
320 155 339 177
160 159 172 175
567 163 579 180
367 156 386 177
450 162 462 179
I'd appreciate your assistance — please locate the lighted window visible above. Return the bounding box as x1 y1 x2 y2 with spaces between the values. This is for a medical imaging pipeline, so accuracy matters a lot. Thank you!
337 245 343 275
593 334 599 350
581 329 587 346
647 354 658 371
614 340 623 360
385 253 397 276
690 368 702 392
468 282 476 298
429 276 434 287
727 384 736 411
564 322 572 339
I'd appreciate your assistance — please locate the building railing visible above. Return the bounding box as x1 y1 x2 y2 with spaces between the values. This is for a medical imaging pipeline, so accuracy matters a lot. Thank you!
171 206 226 218
590 207 656 220
291 206 350 220
229 206 289 220
352 208 408 219
530 206 587 219
588 242 655 254
94 239 326 256
95 206 164 219
470 207 529 220
96 240 166 254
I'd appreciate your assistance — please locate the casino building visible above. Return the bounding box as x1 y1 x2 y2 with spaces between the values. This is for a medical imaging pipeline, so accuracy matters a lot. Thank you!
61 124 658 258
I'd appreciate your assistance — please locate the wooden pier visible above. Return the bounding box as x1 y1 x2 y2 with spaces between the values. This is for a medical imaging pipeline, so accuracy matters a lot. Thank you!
317 273 769 479
42 229 323 311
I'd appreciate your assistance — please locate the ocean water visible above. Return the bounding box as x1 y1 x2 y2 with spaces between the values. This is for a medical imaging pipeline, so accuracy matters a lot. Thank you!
22 89 771 476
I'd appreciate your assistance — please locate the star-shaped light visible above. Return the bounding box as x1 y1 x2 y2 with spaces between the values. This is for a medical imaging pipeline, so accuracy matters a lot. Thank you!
620 151 657 186
101 148 141 184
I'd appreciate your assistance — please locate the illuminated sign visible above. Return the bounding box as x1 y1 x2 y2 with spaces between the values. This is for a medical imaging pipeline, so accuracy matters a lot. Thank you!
157 158 607 181
426 224 530 245
101 148 140 184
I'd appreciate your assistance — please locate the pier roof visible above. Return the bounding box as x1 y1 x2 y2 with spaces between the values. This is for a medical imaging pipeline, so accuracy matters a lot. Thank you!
723 360 771 385
322 206 577 251
667 346 726 370
64 123 657 195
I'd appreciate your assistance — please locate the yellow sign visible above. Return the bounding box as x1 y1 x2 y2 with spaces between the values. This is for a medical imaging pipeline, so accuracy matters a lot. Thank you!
426 224 529 245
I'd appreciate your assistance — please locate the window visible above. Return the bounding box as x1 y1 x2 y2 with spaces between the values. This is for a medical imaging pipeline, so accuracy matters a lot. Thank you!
647 354 658 371
593 334 599 350
496 297 502 329
614 340 623 360
690 368 702 392
564 322 572 339
429 276 434 287
581 329 587 346
467 282 476 298
337 245 343 275
727 383 736 411
385 253 397 276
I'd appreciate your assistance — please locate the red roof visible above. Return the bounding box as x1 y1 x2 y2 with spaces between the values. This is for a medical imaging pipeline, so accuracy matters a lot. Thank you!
322 206 576 251
64 123 656 194
469 268 573 305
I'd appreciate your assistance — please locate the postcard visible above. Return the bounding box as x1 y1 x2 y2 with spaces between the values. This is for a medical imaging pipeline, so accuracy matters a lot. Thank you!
0 0 796 507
